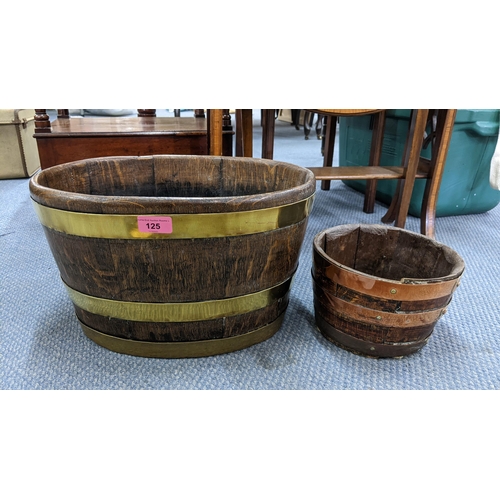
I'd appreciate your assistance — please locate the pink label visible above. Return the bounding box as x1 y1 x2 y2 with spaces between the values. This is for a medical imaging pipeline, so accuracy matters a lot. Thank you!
137 216 173 234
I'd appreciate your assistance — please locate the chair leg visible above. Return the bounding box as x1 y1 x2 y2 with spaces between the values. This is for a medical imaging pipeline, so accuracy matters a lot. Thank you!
419 109 456 238
321 115 336 191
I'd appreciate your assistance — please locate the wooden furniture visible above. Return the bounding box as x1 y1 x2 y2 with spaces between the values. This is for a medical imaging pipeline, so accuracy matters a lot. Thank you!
33 109 236 169
313 109 387 212
235 109 254 157
378 110 457 238
260 108 457 238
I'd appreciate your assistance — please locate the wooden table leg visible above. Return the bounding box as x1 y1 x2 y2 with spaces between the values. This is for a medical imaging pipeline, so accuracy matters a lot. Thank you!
420 109 456 238
208 109 223 156
261 109 276 159
381 110 429 229
236 109 253 157
394 109 429 229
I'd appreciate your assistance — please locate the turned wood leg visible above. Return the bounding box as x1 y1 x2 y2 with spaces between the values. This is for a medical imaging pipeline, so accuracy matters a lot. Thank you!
393 109 429 229
34 109 51 133
420 109 456 238
382 110 418 225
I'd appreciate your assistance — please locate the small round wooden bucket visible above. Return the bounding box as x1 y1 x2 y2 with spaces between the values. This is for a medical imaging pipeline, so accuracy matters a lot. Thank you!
312 224 465 358
30 155 315 358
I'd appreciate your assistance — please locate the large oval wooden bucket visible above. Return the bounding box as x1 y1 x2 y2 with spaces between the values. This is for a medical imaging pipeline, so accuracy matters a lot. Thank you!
30 155 316 358
312 224 465 358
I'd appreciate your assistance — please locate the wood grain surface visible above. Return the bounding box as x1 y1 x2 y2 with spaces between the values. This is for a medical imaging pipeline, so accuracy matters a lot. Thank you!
30 155 316 348
312 224 465 357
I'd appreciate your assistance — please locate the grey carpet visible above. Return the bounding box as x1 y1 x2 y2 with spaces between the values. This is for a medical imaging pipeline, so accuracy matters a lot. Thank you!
1 115 500 390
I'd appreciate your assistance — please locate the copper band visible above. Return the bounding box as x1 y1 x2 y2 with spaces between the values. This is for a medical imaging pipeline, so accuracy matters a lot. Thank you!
313 250 461 301
312 279 445 328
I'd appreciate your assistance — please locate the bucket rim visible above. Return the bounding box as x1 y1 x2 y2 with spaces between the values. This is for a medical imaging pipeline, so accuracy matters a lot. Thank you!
29 154 317 215
313 223 465 284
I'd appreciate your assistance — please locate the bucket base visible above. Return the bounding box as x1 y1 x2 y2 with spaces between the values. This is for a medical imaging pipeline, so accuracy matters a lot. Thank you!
79 312 285 358
315 313 431 358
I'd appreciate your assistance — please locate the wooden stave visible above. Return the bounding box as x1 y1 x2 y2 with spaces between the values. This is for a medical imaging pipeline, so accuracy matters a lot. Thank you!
30 155 316 355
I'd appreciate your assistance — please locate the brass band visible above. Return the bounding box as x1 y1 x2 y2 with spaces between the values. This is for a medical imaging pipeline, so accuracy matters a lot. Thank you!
65 276 293 323
31 195 314 240
79 313 285 358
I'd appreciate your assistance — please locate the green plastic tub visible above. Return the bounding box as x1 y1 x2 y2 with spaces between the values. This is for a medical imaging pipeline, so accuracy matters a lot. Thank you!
340 109 500 217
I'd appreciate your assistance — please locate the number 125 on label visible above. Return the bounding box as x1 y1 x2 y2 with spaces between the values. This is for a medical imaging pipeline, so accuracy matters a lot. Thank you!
137 216 173 234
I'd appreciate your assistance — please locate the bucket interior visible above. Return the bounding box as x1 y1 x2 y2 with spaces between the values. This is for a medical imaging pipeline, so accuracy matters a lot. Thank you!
319 225 464 282
34 155 312 198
